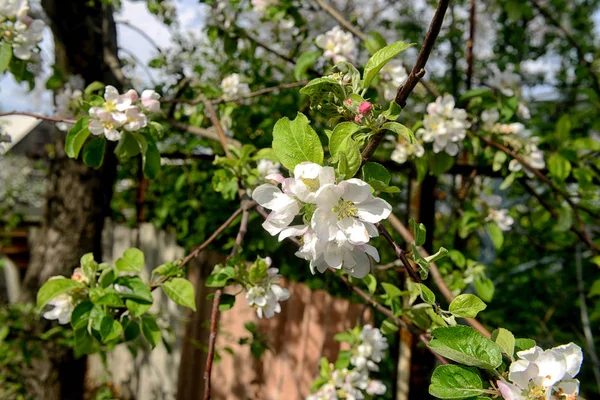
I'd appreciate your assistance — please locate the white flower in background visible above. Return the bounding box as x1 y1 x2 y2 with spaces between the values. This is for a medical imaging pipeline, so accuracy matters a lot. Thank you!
251 0 276 14
488 65 521 97
366 380 386 395
486 209 514 232
417 94 469 157
391 140 425 164
220 73 250 99
55 75 84 131
257 159 281 179
351 324 389 371
380 60 408 101
0 0 45 61
480 109 525 135
498 343 583 400
245 258 290 319
43 293 75 325
517 103 531 120
508 138 545 174
315 26 356 64
141 89 161 112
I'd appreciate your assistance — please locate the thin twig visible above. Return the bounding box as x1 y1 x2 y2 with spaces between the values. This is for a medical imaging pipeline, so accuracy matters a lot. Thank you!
387 213 492 337
116 20 166 56
204 201 251 400
168 120 241 147
0 111 76 124
361 0 450 163
377 222 422 282
201 97 233 158
466 0 476 90
479 134 599 254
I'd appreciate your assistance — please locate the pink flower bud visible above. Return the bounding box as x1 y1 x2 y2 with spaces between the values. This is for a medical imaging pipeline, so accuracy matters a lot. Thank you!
345 98 353 106
358 101 373 115
354 115 362 123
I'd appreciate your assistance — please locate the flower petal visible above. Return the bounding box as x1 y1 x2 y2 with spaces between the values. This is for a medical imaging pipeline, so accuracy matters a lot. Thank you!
356 198 392 223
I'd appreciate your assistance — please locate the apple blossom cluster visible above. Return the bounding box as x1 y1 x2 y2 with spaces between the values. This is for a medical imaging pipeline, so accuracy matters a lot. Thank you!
504 135 546 175
220 73 250 100
244 257 290 319
252 162 391 279
88 86 161 141
497 343 582 400
315 26 356 64
390 137 425 165
417 94 470 157
42 266 89 324
379 60 408 101
480 109 525 136
0 0 45 61
55 75 85 131
307 325 388 400
488 65 521 97
256 159 281 180
486 209 515 232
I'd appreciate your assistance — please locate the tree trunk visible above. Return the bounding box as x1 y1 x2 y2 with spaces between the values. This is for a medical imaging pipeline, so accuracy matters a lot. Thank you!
19 1 123 398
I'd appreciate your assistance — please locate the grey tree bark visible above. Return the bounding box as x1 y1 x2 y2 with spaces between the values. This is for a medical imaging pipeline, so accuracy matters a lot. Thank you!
19 1 124 399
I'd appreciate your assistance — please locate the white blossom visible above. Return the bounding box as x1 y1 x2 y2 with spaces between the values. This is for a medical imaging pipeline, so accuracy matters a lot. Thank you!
0 0 45 60
220 73 250 99
55 75 84 131
251 0 276 14
517 103 531 120
380 60 408 101
418 94 469 157
480 109 525 135
508 138 545 174
141 89 161 112
498 343 583 400
488 65 521 97
43 293 75 325
315 26 356 64
245 259 290 319
351 324 389 371
257 159 281 179
391 140 425 164
487 209 514 232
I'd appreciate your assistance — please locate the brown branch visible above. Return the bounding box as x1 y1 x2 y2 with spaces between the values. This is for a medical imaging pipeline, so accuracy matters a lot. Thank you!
530 0 600 98
466 0 476 90
387 213 492 337
478 134 599 254
361 0 450 163
0 111 76 124
204 200 251 400
377 222 422 282
201 97 233 158
168 120 241 147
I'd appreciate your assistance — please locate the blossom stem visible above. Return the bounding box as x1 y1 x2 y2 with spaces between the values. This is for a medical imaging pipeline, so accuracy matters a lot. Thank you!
203 200 252 400
376 222 422 283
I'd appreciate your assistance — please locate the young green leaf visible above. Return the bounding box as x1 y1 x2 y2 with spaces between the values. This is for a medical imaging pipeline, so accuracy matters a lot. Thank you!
272 112 324 170
429 365 485 399
514 338 536 353
0 42 13 73
362 41 413 89
218 293 236 312
74 327 100 358
82 137 106 168
409 218 426 247
37 278 85 309
417 283 436 305
382 121 415 144
65 118 91 159
474 277 495 303
162 278 197 311
143 141 161 179
100 316 123 343
428 326 503 369
486 223 504 249
115 248 145 272
141 315 161 349
294 51 320 81
362 162 391 186
492 328 515 360
328 122 361 159
449 294 487 318
363 274 377 294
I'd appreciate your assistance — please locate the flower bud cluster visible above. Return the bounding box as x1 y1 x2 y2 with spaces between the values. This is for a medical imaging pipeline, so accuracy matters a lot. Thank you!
253 162 391 278
88 85 161 141
244 257 290 319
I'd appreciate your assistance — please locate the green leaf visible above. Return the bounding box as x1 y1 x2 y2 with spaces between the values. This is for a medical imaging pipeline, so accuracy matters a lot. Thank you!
362 41 413 89
474 277 495 303
493 151 507 171
363 274 377 294
428 326 503 369
555 115 571 141
514 338 536 353
162 278 197 311
116 248 145 272
82 137 106 168
333 332 354 343
114 276 153 303
65 118 91 159
417 283 436 305
329 122 361 160
99 267 118 288
486 223 504 249
84 81 105 97
381 282 403 299
74 327 100 357
123 320 141 341
429 152 455 176
382 121 415 143
429 365 485 399
335 350 352 370
95 291 125 308
554 207 573 232
362 162 391 187
0 42 12 73
80 253 98 283
143 141 161 179
151 262 182 279
100 316 123 343
380 318 399 334
37 278 85 309
218 293 236 312
548 153 571 181
71 301 94 329
206 265 237 287
294 51 320 81
141 315 161 349
425 247 449 264
272 112 324 170
299 77 343 103
409 218 426 247
336 137 361 179
365 31 387 54
459 88 493 101
449 294 487 318
492 328 515 360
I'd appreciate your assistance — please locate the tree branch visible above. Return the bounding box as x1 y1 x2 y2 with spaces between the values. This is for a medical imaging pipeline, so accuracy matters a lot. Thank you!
377 222 422 282
204 200 251 400
201 96 233 158
361 0 450 163
466 0 476 90
0 111 76 124
168 120 241 147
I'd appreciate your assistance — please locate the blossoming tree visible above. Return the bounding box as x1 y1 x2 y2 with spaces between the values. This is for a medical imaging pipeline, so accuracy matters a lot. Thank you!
1 0 599 399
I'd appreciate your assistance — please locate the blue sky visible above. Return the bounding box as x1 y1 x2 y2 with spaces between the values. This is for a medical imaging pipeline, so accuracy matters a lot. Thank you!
0 0 205 114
